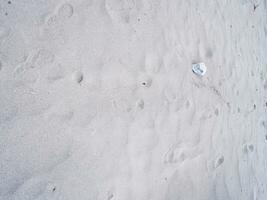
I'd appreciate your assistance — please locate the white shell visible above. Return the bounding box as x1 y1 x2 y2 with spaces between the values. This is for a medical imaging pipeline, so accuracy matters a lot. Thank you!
192 62 207 76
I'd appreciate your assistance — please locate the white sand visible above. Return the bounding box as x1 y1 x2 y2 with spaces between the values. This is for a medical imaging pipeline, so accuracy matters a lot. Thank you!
0 0 267 199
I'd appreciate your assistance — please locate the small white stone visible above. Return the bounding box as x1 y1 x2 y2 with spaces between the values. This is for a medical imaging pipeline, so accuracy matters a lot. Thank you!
192 62 207 76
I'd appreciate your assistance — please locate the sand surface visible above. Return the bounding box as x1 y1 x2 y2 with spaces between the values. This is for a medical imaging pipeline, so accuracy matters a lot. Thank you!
0 0 267 199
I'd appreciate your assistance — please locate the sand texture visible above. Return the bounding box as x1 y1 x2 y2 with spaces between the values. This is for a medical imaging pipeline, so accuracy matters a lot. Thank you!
0 0 267 199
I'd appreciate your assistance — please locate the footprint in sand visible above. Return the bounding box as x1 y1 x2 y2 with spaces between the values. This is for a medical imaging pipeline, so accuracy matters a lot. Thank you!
164 148 186 164
135 99 144 110
185 100 191 109
138 74 152 88
107 192 114 200
72 71 83 84
145 53 161 74
13 49 54 82
242 143 254 154
41 3 74 39
164 88 177 103
205 48 213 59
141 78 152 88
46 3 74 26
105 0 135 23
13 60 29 77
13 50 50 70
46 64 65 82
57 3 74 20
45 14 59 27
214 108 219 116
32 49 55 67
214 155 224 169
164 145 200 164
46 182 58 193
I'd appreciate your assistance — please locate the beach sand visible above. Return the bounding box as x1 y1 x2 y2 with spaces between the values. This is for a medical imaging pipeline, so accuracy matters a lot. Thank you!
0 0 267 199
